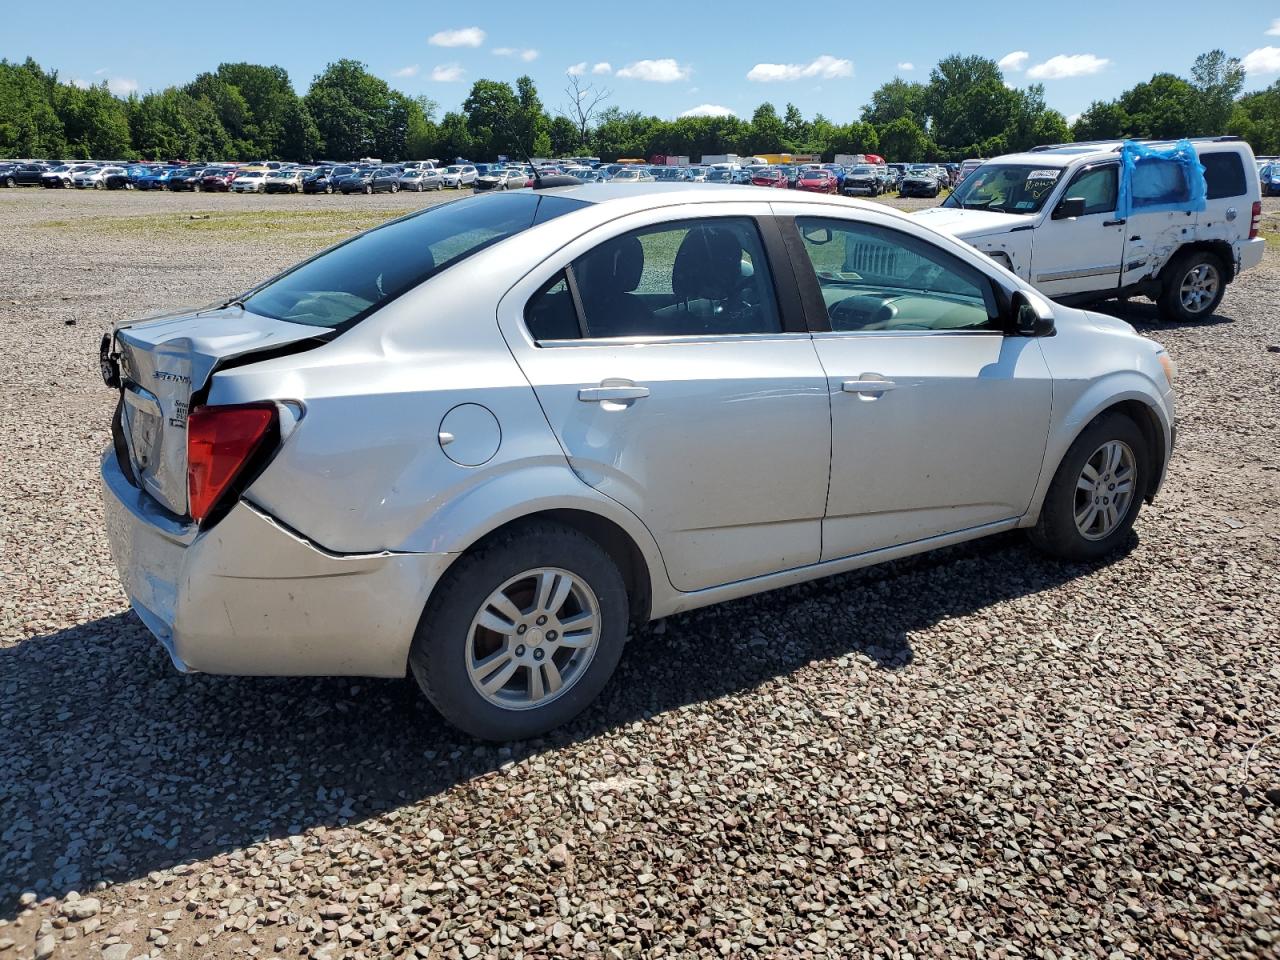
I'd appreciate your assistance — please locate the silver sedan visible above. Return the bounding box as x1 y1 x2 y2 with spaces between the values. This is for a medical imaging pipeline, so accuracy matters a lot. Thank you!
100 184 1176 740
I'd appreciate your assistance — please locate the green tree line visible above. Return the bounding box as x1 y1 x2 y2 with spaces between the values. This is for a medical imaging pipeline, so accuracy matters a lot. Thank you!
2 50 1276 164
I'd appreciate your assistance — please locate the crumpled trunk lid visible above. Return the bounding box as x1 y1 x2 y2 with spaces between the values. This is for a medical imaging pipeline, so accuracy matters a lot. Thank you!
110 305 324 517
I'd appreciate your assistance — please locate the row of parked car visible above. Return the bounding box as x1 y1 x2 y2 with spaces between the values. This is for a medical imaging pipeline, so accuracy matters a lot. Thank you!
0 159 509 194
0 156 964 199
588 161 958 197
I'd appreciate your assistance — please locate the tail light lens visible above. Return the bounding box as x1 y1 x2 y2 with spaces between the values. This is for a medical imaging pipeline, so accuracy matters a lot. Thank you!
1250 200 1262 240
187 402 278 524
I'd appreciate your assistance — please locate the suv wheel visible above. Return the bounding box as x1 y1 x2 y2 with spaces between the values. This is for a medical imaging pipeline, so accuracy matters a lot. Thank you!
409 521 629 741
1028 412 1147 562
1158 250 1225 322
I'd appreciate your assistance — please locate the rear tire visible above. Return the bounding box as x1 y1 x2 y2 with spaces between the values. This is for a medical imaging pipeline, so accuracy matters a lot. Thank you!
1028 412 1147 562
409 521 629 741
1157 250 1226 322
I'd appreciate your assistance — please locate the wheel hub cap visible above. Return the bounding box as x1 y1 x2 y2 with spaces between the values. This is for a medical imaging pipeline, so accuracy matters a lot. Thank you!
1073 440 1137 541
465 567 601 711
1179 263 1220 313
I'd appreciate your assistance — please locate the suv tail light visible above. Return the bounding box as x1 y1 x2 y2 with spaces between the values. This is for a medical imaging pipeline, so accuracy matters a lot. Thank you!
187 402 278 524
1250 200 1262 240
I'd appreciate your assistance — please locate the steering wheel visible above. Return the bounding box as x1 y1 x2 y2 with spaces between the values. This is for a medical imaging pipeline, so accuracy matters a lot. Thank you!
904 264 940 289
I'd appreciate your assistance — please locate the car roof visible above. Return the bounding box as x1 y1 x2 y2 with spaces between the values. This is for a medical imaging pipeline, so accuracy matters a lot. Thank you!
1013 138 1252 165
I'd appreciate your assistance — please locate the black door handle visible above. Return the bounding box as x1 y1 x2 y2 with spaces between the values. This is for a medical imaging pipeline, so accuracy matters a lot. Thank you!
1103 219 1126 227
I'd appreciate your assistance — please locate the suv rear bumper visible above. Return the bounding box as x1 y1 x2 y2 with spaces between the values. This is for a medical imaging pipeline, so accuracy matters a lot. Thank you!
1239 237 1265 274
101 448 454 678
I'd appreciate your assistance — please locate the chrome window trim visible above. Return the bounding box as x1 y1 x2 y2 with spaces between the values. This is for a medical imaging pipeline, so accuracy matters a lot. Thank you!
534 331 815 349
808 328 1004 341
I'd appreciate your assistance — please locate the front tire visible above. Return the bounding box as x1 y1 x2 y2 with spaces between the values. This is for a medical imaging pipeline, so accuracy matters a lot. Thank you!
409 521 629 741
1028 412 1147 562
1157 250 1226 322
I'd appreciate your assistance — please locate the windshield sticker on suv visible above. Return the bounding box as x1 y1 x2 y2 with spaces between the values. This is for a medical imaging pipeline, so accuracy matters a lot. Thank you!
1028 169 1061 181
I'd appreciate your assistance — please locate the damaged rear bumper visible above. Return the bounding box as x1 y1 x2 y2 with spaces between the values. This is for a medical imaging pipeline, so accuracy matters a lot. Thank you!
100 449 455 677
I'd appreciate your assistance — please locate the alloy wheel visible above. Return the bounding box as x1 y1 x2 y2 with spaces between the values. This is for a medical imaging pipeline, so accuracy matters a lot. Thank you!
1179 263 1220 314
465 567 601 711
1074 440 1137 540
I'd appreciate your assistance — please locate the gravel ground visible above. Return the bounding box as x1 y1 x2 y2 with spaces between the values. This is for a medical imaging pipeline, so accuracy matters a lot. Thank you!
0 187 1277 960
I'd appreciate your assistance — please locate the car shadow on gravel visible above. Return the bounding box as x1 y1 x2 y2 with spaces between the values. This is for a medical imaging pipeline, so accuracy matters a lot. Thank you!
1091 298 1237 331
0 530 1128 915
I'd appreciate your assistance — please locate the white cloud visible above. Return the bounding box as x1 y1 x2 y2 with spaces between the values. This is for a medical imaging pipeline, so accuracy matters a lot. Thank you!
746 54 852 82
1067 112 1081 126
393 65 420 78
495 47 538 62
592 62 612 75
108 76 138 96
680 103 735 118
1267 18 1280 36
567 62 587 76
429 27 485 47
430 64 466 82
93 67 109 76
998 50 1030 72
1027 53 1110 79
617 58 690 82
1243 46 1280 74
897 62 915 72
72 77 91 89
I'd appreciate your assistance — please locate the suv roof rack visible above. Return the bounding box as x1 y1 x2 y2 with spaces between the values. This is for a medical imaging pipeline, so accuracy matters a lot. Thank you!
1029 135 1242 153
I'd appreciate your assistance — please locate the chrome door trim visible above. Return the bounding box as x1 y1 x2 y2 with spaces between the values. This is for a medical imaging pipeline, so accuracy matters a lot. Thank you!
1035 263 1123 283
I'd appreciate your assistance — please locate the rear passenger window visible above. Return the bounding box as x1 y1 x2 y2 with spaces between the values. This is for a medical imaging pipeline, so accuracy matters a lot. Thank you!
524 273 581 341
1201 152 1247 200
524 217 783 341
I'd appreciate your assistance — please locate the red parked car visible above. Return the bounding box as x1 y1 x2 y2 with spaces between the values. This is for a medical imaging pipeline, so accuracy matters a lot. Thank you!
750 166 788 188
796 169 839 194
200 168 239 192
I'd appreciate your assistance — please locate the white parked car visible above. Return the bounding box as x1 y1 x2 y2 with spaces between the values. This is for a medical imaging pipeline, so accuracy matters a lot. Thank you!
231 171 268 193
42 163 93 188
100 184 1175 741
73 166 124 189
916 138 1264 322
439 164 478 189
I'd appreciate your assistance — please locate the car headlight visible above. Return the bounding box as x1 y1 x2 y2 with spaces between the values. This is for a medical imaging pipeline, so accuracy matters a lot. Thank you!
1157 351 1176 388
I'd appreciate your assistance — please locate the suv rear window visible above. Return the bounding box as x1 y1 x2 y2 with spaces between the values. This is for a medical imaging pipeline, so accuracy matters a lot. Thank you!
1201 151 1247 200
242 193 585 330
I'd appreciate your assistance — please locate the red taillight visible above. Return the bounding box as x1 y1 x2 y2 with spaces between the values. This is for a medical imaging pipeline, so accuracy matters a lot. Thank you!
1250 200 1262 240
187 403 278 524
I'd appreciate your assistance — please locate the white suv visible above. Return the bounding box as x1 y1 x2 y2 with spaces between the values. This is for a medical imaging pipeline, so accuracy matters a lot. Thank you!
917 138 1264 321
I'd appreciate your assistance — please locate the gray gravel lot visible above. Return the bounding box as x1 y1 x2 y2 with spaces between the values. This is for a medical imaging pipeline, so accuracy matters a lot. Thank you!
0 187 1277 960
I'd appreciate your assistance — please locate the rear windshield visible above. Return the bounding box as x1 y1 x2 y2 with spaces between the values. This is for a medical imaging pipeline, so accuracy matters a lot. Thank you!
1200 151 1247 200
242 192 587 330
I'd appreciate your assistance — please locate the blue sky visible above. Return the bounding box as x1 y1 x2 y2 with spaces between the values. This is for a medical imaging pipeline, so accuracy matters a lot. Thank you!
8 4 1280 124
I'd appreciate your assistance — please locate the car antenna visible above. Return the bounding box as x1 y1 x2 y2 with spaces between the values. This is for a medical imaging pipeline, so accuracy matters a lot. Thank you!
504 118 579 190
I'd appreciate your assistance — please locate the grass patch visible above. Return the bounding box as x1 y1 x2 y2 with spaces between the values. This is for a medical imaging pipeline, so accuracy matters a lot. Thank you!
37 208 416 243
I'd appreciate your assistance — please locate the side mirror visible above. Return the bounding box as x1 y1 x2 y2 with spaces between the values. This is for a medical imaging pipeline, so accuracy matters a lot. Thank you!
802 225 832 245
1053 196 1086 220
1010 290 1055 337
